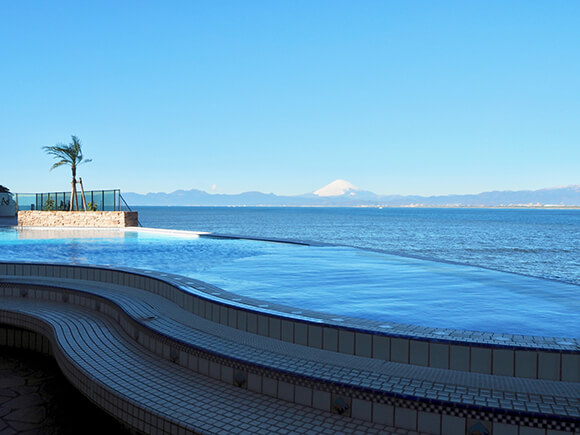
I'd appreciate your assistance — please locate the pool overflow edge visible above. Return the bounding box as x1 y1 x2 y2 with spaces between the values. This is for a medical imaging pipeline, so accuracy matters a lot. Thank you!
1 260 578 380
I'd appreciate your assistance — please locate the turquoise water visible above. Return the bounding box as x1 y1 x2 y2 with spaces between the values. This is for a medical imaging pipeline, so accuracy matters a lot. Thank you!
1 227 579 338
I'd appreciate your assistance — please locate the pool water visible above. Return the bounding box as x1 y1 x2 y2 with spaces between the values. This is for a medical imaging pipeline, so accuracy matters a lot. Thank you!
1 227 579 338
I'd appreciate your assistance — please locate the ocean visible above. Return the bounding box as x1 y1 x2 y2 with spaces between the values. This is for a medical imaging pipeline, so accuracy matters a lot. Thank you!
135 206 580 286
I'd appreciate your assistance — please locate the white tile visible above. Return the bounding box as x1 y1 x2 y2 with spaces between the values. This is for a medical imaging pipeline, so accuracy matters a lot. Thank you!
312 390 330 411
394 407 417 430
188 355 198 371
355 333 372 358
277 381 294 402
257 315 269 336
322 328 338 351
418 411 441 434
561 354 580 382
294 385 312 406
262 377 277 397
227 308 237 328
219 306 228 325
391 338 409 363
295 322 308 346
441 414 465 435
308 325 323 349
373 403 394 425
492 349 514 376
246 312 258 333
198 358 209 375
281 320 293 343
247 373 261 392
450 345 470 371
538 352 560 380
470 347 491 374
519 426 545 435
209 362 220 379
236 310 247 331
429 343 449 369
351 398 372 421
211 304 220 323
338 330 354 354
410 341 428 366
269 317 281 340
195 300 203 317
221 365 233 383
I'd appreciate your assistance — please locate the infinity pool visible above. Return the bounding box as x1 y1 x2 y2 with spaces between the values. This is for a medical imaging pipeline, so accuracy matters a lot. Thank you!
1 227 579 338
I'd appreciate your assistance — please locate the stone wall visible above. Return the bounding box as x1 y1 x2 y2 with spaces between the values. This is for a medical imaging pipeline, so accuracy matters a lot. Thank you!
18 211 139 228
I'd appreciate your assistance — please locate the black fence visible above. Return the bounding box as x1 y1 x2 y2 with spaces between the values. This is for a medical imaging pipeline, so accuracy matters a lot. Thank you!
15 189 127 212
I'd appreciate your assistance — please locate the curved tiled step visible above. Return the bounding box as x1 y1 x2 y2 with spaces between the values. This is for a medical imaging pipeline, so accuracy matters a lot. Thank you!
4 277 580 410
1 261 578 384
0 300 404 434
1 276 579 434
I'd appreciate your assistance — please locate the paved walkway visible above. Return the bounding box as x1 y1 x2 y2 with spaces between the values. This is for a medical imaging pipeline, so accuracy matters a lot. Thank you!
0 347 129 434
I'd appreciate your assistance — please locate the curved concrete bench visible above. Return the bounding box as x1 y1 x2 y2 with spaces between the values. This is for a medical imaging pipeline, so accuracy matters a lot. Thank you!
1 262 579 434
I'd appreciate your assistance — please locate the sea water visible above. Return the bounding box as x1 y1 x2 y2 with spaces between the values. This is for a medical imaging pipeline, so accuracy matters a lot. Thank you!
1 207 579 337
136 207 580 285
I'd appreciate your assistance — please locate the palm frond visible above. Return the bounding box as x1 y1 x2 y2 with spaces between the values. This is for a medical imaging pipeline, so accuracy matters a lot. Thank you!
43 135 92 173
49 160 69 171
43 145 74 162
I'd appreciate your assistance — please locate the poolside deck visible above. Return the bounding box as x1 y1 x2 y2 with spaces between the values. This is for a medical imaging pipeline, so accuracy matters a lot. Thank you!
1 263 578 434
0 216 17 227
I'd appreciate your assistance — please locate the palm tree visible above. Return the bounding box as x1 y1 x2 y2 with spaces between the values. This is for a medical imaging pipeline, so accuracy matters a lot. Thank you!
43 136 92 211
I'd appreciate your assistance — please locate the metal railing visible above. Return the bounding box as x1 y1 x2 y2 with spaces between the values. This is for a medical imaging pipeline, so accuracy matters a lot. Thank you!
120 193 143 227
14 189 128 212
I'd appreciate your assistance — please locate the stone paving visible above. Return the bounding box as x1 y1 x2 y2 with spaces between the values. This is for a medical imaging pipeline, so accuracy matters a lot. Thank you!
0 347 129 434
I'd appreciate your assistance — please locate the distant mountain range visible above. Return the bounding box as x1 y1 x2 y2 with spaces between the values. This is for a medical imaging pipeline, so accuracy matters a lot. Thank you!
123 180 580 207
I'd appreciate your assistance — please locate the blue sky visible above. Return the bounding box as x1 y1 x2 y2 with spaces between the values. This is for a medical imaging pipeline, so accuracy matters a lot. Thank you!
1 1 579 196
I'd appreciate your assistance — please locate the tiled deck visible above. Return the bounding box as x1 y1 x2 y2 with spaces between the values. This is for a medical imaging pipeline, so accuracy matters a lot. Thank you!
0 217 17 227
0 347 130 433
2 300 402 434
1 263 579 434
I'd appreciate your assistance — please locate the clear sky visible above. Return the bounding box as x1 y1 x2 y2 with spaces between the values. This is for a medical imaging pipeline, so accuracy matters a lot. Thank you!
1 1 579 196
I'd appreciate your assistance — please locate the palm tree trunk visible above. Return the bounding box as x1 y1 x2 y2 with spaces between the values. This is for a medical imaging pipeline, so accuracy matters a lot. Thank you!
71 167 77 211
79 178 88 211
70 180 75 211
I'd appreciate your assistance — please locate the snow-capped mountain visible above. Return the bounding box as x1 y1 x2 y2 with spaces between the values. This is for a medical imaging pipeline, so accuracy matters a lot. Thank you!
311 180 380 201
313 180 360 197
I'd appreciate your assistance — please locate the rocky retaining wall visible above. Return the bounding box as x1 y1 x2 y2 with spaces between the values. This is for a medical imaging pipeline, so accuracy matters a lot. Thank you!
18 211 138 227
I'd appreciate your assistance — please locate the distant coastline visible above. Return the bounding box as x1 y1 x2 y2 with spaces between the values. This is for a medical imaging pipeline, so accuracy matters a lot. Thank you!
376 204 580 209
124 181 580 208
134 204 580 210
